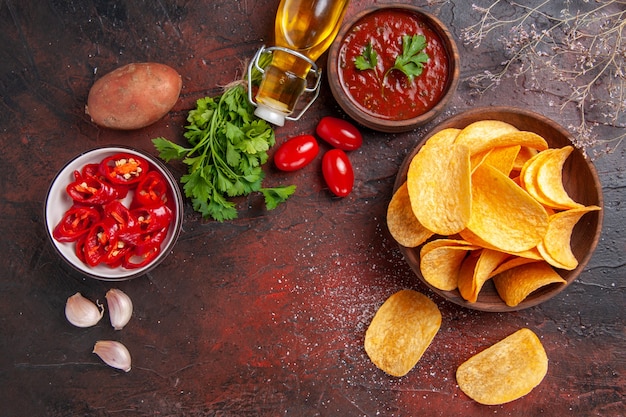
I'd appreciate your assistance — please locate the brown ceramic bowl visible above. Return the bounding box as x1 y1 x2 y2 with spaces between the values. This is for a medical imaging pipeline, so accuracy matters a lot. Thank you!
327 4 460 133
393 106 604 311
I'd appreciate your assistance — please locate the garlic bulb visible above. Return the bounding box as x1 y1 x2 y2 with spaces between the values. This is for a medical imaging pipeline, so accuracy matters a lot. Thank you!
65 292 104 327
93 340 132 372
105 288 133 330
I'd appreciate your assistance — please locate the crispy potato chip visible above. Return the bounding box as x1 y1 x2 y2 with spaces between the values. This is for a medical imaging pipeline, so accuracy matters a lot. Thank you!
535 146 584 210
407 143 471 235
422 128 461 149
455 122 548 154
458 249 510 303
538 205 602 270
520 148 558 207
513 146 539 171
365 289 442 377
453 120 520 155
387 182 434 247
488 257 541 279
493 262 566 307
468 163 549 253
536 244 572 270
456 328 548 405
420 239 481 291
459 229 544 260
476 145 521 175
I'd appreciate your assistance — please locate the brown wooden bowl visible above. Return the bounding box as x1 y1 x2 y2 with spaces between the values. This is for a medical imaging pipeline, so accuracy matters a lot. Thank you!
327 4 460 133
393 106 604 311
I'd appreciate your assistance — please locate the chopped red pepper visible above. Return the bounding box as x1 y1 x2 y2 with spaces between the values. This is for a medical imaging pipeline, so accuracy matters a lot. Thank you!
102 239 131 267
133 205 173 233
105 200 137 231
134 170 169 208
54 153 175 271
99 153 149 185
75 235 87 263
66 171 119 205
122 244 161 269
82 217 119 267
52 205 101 242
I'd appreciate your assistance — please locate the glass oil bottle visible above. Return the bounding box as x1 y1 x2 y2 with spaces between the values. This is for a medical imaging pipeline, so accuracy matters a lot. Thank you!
248 0 350 126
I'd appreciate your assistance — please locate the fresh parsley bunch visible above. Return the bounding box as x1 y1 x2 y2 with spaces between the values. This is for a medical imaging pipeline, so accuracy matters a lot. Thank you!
153 59 295 221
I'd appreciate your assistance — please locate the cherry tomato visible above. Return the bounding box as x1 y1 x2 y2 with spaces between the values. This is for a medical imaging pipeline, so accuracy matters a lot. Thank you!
274 134 320 171
316 116 362 151
322 149 354 197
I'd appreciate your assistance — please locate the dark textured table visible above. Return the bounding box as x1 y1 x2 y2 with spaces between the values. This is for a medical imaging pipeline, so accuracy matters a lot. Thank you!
1 1 624 416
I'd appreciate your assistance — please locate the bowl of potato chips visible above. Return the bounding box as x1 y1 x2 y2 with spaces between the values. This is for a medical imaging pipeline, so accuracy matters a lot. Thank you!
387 106 603 311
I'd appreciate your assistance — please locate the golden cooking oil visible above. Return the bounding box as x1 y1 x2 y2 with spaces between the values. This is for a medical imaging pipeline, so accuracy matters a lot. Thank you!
254 0 349 125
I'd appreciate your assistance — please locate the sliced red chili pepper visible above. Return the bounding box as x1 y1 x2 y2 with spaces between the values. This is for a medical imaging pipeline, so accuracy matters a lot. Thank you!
82 163 130 199
122 244 161 269
133 170 169 208
82 217 119 267
66 171 119 205
133 205 173 233
75 235 87 263
99 153 149 185
102 240 131 267
53 205 101 242
117 205 172 246
104 200 137 231
81 163 101 178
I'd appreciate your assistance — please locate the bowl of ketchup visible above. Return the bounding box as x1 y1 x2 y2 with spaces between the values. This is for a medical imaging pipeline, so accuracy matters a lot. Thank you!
327 4 460 133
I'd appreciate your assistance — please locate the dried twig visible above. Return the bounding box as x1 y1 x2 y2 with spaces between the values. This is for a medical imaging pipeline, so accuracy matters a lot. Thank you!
461 0 625 157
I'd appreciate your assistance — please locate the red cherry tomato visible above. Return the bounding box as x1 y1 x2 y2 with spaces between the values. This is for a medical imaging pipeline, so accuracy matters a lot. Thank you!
316 116 363 151
322 149 354 197
274 134 320 171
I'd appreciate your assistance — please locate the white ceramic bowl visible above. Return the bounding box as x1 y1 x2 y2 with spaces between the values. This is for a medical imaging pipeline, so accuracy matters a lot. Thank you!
44 146 183 281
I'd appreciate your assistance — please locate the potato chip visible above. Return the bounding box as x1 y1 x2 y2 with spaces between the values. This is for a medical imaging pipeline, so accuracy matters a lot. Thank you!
512 146 539 171
455 122 548 156
365 289 441 377
535 146 584 210
538 205 602 270
458 249 510 303
407 143 471 235
520 150 558 205
488 257 541 279
456 328 548 405
493 262 566 307
420 239 481 291
422 128 461 149
387 182 434 247
459 228 544 260
453 120 520 155
476 145 521 175
468 163 549 253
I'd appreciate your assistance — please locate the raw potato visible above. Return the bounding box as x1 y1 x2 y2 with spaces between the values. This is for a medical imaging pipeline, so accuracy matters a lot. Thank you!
86 62 182 130
364 289 441 377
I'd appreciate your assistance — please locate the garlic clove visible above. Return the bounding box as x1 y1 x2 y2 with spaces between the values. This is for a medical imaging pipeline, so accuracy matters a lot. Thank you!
65 292 104 328
93 340 132 372
105 288 133 330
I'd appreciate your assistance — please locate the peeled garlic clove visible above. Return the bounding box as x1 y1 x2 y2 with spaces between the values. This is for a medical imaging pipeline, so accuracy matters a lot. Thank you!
65 292 104 328
93 340 132 372
105 288 133 330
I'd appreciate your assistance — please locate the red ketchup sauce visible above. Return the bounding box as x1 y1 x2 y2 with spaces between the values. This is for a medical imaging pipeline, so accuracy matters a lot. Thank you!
337 9 450 120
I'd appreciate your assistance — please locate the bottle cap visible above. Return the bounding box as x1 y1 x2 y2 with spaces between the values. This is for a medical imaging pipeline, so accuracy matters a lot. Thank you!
254 104 286 127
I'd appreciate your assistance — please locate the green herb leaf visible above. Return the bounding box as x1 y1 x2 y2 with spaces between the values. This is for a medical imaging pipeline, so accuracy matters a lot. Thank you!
261 185 297 210
151 83 295 222
389 34 429 82
355 42 378 71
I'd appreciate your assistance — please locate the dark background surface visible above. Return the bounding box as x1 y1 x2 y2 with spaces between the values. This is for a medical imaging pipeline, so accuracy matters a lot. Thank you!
0 1 624 416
